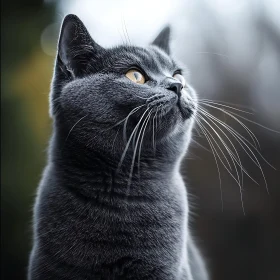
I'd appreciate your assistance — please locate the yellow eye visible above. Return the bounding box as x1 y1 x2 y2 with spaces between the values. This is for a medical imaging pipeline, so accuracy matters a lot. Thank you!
173 73 186 88
126 69 146 84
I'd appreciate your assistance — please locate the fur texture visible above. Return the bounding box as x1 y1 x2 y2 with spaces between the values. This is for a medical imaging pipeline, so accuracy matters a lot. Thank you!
28 14 208 280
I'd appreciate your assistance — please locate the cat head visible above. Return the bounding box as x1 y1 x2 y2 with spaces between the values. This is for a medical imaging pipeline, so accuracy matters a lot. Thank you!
51 14 197 162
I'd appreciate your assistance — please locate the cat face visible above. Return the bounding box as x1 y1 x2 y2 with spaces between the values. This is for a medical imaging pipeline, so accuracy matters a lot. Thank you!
51 15 197 156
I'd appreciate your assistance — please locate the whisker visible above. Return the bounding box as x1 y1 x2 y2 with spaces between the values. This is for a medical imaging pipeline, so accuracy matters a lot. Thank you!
198 108 256 182
197 114 240 184
196 113 234 171
198 111 259 186
199 103 260 149
225 109 280 134
104 104 145 132
197 113 241 186
199 107 270 193
200 99 254 115
191 139 212 153
134 95 149 100
121 16 129 45
197 117 246 214
152 106 159 153
195 118 224 212
198 107 260 167
64 115 87 143
199 98 253 110
126 109 152 197
122 18 131 45
117 29 126 45
123 104 145 143
137 111 152 179
117 107 150 172
199 106 274 168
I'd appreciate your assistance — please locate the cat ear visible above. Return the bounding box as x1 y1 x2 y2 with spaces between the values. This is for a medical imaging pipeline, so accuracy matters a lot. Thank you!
58 14 105 76
151 26 171 54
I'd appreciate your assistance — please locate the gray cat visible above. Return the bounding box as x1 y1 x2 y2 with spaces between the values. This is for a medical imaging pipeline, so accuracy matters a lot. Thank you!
28 14 209 280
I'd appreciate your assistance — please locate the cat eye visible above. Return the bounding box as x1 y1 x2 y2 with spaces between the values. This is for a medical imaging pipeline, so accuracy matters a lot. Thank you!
173 73 186 88
126 69 146 84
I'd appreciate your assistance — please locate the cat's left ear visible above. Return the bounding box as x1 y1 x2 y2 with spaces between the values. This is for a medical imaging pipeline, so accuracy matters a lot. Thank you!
151 26 171 54
57 14 105 76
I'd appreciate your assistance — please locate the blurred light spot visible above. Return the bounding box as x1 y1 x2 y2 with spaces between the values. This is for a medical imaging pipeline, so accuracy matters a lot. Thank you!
40 23 60 57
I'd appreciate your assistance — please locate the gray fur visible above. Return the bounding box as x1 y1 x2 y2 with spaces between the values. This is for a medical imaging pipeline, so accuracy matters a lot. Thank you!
28 14 209 280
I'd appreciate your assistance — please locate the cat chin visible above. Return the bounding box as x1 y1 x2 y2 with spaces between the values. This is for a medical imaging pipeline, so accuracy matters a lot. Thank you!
158 115 194 146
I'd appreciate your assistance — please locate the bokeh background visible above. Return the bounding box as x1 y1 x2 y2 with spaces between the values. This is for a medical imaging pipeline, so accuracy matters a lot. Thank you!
1 0 280 279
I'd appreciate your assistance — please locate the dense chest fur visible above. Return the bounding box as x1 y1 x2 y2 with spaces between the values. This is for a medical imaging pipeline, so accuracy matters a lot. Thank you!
31 164 189 279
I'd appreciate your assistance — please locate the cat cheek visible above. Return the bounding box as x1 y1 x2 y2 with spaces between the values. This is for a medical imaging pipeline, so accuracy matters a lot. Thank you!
182 87 197 104
181 89 189 101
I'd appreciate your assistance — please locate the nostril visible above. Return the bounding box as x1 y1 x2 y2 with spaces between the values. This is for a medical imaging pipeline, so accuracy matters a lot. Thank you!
168 82 183 96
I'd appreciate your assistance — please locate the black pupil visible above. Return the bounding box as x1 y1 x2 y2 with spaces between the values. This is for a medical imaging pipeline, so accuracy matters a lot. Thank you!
133 72 141 81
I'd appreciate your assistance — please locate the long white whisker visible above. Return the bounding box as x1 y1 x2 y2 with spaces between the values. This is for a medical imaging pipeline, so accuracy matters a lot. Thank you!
137 111 152 179
196 113 233 172
199 107 270 193
152 106 158 152
197 112 242 186
226 109 280 134
197 114 243 186
123 104 145 143
199 98 254 110
200 100 254 114
126 109 152 196
198 116 246 214
199 105 274 168
65 115 87 143
200 103 260 149
106 104 145 131
198 109 259 185
195 119 224 212
199 107 270 165
191 139 212 153
199 107 261 167
135 94 149 100
117 107 150 172
197 117 246 214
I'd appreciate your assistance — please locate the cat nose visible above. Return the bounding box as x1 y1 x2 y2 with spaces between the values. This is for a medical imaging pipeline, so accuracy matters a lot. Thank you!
167 82 183 96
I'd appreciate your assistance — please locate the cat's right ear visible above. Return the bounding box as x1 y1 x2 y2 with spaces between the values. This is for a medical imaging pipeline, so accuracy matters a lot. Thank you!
57 14 105 76
151 26 171 54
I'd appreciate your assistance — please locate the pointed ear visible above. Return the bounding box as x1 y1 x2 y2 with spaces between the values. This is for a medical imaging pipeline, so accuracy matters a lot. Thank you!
151 26 171 54
58 14 105 76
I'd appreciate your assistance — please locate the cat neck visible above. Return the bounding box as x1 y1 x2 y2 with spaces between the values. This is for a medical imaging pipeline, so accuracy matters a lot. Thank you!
52 124 181 174
48 128 184 200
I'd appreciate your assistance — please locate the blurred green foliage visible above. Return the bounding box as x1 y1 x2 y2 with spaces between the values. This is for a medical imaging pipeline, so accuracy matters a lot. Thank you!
1 1 56 278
